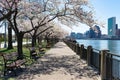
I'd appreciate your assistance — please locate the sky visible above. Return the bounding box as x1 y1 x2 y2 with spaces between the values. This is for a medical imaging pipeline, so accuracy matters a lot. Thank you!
66 0 120 34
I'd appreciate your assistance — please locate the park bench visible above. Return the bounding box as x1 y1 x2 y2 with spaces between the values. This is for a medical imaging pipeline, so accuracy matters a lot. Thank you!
38 45 45 54
1 52 26 76
46 43 51 48
29 47 38 59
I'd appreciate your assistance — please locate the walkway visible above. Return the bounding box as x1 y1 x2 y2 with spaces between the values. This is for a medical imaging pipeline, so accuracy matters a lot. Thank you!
17 42 101 80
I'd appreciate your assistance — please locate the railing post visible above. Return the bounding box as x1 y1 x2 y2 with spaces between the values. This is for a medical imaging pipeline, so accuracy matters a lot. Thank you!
80 44 84 59
87 46 93 66
74 43 76 52
98 51 101 74
100 50 109 80
73 43 75 52
71 43 73 49
76 43 80 55
68 41 70 47
69 42 71 48
106 53 112 80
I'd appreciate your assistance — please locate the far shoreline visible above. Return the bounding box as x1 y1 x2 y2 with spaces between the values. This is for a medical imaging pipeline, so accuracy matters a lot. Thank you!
76 38 120 40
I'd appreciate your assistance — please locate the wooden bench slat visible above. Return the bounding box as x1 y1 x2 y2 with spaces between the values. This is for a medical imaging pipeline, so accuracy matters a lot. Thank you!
1 52 26 76
29 47 38 59
6 62 16 68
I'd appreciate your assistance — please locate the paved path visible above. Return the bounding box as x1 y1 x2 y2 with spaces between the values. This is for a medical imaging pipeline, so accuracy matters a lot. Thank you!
17 42 101 80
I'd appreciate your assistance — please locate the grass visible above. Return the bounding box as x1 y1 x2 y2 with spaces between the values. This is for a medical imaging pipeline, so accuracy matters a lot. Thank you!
0 55 4 79
0 41 56 80
0 45 45 65
0 48 18 78
0 48 17 53
0 46 45 80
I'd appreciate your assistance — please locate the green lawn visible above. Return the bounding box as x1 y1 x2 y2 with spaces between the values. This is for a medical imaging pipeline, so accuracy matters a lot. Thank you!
0 46 46 80
0 40 55 80
0 48 18 79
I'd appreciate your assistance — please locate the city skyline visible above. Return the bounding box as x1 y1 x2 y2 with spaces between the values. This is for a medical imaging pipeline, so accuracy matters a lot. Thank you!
68 0 120 34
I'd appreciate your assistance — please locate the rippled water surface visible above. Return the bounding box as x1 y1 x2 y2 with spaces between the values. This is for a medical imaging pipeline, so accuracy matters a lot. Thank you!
76 39 120 55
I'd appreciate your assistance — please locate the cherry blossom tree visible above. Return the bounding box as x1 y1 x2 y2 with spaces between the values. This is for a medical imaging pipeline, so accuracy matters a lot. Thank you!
0 0 95 59
0 0 20 49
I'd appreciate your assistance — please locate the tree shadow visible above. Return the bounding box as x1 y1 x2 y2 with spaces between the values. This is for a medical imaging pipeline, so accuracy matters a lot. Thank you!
16 54 99 80
52 43 67 48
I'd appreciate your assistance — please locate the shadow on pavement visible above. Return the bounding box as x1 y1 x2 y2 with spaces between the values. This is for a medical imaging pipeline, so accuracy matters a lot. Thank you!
16 54 99 80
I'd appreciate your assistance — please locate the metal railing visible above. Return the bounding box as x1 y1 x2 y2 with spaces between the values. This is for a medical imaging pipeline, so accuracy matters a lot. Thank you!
91 49 101 73
106 52 120 80
64 40 120 80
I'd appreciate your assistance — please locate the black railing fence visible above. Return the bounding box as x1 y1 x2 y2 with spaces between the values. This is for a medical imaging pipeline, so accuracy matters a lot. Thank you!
106 52 120 80
91 48 101 73
64 40 120 80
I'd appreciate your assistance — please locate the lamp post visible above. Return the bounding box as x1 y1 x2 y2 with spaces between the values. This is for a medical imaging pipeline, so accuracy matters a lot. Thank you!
4 21 7 48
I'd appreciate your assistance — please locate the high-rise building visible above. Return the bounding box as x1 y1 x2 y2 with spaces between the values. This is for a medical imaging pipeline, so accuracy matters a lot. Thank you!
70 32 76 39
76 33 83 39
116 29 120 37
93 25 101 38
89 28 96 38
108 17 116 37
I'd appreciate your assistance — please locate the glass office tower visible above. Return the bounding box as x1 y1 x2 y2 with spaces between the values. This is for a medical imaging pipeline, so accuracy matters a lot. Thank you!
108 17 116 37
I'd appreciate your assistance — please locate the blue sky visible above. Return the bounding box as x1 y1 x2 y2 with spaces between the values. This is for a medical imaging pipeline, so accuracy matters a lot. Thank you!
90 0 120 22
69 0 120 34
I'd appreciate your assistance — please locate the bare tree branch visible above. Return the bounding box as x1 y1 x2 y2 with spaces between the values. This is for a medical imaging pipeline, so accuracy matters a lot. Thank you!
36 26 53 37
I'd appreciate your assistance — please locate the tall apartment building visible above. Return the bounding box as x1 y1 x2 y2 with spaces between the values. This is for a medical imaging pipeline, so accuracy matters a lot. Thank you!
108 17 116 37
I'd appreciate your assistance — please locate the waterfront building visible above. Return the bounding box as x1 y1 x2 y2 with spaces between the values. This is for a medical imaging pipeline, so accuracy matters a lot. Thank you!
93 25 101 38
84 28 95 38
101 34 108 38
116 24 118 30
70 32 76 39
89 28 96 38
84 31 89 38
108 17 116 37
116 29 120 37
76 33 83 39
84 25 101 38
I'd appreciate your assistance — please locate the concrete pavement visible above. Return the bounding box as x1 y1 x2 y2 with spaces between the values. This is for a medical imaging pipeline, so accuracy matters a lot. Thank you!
17 41 101 80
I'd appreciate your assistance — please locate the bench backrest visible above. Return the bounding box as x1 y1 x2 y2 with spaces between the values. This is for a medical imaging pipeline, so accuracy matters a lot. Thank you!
29 47 36 53
2 52 18 61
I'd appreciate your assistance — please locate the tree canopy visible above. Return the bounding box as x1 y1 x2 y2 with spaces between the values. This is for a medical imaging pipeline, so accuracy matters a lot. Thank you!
0 0 96 59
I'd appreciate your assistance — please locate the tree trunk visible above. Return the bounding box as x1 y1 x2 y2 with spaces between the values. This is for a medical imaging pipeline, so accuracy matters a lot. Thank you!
38 37 42 44
16 32 24 59
45 36 49 44
32 35 36 47
7 26 13 49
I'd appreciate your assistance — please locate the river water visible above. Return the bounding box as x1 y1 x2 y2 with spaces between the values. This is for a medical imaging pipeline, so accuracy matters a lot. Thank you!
76 39 120 55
